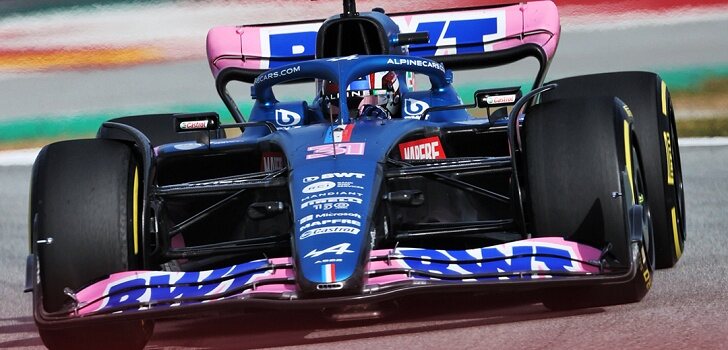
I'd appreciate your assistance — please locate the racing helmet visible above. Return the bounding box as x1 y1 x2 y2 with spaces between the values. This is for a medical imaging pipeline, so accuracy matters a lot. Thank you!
321 71 401 119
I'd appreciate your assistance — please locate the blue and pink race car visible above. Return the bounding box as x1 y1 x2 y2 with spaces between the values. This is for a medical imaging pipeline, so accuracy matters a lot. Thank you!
27 1 685 349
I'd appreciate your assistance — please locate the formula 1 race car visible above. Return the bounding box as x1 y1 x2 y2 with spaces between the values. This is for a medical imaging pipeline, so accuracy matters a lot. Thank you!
26 1 685 349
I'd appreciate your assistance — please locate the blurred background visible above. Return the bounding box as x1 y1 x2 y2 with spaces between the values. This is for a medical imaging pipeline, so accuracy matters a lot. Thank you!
1 0 727 149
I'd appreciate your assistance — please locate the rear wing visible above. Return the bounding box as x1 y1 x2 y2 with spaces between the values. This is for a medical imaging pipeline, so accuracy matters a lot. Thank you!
207 1 560 81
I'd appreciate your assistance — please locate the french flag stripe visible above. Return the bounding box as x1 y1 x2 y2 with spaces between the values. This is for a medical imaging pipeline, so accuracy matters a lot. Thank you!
321 264 336 282
341 124 354 142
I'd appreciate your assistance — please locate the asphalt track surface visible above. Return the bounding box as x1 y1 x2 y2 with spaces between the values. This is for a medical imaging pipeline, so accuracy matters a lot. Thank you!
0 144 726 349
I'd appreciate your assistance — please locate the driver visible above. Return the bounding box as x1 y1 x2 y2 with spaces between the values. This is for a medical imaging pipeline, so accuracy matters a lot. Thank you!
321 71 401 120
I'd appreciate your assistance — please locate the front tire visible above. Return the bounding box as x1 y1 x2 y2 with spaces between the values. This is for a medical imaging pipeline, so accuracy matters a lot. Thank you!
523 96 653 309
541 72 685 268
30 139 152 349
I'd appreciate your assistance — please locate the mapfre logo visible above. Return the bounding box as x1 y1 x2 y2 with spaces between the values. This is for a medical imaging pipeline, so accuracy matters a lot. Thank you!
399 136 447 160
261 152 284 171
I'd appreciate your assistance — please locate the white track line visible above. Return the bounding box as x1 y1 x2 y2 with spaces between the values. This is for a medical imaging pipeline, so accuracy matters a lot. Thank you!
0 148 40 167
678 137 728 147
1 137 727 166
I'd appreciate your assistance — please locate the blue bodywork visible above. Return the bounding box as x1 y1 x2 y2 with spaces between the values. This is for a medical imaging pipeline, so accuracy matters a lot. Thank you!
158 55 489 292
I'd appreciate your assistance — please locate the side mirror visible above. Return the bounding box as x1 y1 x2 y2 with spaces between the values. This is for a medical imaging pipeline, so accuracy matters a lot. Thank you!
174 112 221 132
474 87 523 108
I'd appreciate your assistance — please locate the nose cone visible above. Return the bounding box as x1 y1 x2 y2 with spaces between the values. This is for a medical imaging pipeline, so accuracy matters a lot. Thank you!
289 161 380 296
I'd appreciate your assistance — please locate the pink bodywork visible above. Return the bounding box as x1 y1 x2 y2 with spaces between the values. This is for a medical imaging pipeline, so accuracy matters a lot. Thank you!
206 1 560 79
73 237 599 316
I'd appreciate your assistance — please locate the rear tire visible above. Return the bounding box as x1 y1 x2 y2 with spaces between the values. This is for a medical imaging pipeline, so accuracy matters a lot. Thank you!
523 96 653 309
30 139 152 349
541 72 685 268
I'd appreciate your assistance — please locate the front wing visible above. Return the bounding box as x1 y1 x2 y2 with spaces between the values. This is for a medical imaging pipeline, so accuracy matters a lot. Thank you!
36 237 639 326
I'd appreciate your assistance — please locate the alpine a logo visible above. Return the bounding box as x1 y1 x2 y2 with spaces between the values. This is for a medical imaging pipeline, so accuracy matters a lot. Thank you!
304 243 354 258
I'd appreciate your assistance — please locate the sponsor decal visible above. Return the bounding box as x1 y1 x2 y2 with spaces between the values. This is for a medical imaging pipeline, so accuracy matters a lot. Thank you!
254 65 301 84
304 243 354 259
300 214 313 225
315 258 343 264
335 181 365 190
394 11 506 55
324 124 355 143
179 120 209 130
261 152 284 171
386 58 445 72
319 212 361 220
322 264 336 282
264 23 320 68
484 94 516 105
397 243 584 280
300 226 361 240
173 143 204 151
306 142 365 159
404 98 430 119
300 218 361 231
301 191 363 203
303 172 365 183
302 181 336 194
275 109 302 126
301 196 363 209
99 260 270 311
300 212 362 224
324 202 350 210
663 131 674 185
399 136 447 160
622 105 634 118
262 11 505 68
327 54 359 62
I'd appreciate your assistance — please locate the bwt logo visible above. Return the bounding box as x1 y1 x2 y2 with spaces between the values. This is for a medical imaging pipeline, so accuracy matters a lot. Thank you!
398 244 580 280
98 262 269 311
275 109 302 126
263 11 505 68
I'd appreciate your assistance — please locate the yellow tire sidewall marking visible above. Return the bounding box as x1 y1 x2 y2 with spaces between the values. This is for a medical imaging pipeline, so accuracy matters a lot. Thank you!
624 120 635 204
133 167 139 255
672 206 682 258
661 81 668 117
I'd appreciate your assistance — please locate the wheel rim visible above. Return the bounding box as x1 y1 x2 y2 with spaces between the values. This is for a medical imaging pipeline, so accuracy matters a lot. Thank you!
669 104 686 243
633 143 655 269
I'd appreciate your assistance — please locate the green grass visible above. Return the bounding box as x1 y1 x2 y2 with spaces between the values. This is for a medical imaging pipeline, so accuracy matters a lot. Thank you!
677 117 728 138
2 73 728 150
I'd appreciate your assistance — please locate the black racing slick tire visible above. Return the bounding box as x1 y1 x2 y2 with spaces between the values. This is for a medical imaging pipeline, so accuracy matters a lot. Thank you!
30 139 152 350
523 96 653 309
541 72 685 269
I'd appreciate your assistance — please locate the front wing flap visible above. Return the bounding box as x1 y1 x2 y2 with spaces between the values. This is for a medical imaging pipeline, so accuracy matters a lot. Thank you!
39 237 634 324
